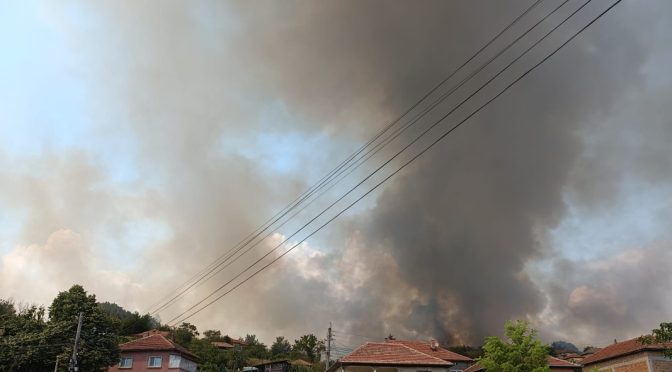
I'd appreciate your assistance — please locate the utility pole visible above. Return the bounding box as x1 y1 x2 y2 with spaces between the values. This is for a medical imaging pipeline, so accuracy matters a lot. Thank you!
326 323 332 371
68 312 84 372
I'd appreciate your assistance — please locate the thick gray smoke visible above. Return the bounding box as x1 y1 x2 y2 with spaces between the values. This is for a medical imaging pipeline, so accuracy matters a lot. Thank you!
2 0 672 347
226 0 672 345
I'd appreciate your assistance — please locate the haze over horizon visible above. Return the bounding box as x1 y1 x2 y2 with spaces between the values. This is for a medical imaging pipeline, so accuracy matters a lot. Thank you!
1 0 671 350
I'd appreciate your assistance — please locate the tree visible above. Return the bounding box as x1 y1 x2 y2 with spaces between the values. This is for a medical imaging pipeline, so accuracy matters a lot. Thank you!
448 345 483 359
174 322 200 347
189 337 229 371
0 299 16 320
271 336 292 359
0 303 52 370
47 284 120 371
292 334 325 363
203 329 224 341
243 334 270 360
98 302 159 336
479 320 550 372
641 322 672 358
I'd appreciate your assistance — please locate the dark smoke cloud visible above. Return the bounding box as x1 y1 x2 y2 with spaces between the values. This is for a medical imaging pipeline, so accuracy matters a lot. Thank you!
224 0 666 344
3 0 672 347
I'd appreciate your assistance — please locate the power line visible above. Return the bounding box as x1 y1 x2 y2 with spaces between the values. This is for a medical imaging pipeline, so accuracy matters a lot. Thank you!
332 331 381 341
148 0 546 317
164 0 592 326
167 0 620 326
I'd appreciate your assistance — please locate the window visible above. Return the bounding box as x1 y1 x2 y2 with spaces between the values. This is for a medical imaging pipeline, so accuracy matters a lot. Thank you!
169 354 181 368
181 359 197 372
119 357 133 368
148 356 162 368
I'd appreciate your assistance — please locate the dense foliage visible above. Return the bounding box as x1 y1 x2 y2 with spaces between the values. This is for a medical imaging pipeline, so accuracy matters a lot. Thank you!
0 285 120 371
0 286 332 371
172 322 325 371
99 301 159 336
641 322 672 358
479 320 550 372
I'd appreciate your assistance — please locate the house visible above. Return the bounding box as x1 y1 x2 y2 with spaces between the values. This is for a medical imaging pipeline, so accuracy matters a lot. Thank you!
558 352 585 365
212 341 235 350
108 333 199 372
581 337 672 371
231 337 249 347
463 356 581 372
253 359 314 372
212 336 247 350
385 339 474 371
326 342 455 372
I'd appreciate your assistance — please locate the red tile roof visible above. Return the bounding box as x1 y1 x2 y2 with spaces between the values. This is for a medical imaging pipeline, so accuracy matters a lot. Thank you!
582 337 672 365
212 341 235 349
547 356 580 368
340 342 452 366
461 356 579 371
119 333 199 361
386 340 473 362
132 329 171 338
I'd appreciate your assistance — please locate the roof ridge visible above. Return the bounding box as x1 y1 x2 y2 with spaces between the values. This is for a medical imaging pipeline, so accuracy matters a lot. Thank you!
386 338 473 362
340 342 451 366
582 335 672 365
395 343 452 364
118 333 170 347
547 355 580 367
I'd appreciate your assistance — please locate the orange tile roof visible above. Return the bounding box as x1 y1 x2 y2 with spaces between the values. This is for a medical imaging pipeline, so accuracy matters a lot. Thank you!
212 341 235 349
582 337 672 365
340 342 452 366
461 356 579 371
119 333 198 361
547 356 580 368
386 340 473 362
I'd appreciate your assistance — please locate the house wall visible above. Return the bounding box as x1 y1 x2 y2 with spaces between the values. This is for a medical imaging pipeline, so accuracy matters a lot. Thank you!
649 352 672 372
108 351 197 372
582 351 672 372
449 362 472 371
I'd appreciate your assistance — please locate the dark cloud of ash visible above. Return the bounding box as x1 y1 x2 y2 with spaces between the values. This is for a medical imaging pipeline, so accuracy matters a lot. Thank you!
226 1 669 344
10 0 672 346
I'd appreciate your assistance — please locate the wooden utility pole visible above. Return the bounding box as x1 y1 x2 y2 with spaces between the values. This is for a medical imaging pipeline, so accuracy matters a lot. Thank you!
68 312 84 372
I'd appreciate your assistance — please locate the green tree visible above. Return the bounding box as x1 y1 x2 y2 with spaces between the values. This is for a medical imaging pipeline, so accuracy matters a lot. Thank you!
203 329 224 341
47 284 120 371
448 345 483 359
98 301 159 336
292 334 325 363
0 299 16 320
190 337 230 371
0 303 53 370
243 334 270 360
271 336 292 359
641 322 672 358
174 322 200 347
479 320 550 372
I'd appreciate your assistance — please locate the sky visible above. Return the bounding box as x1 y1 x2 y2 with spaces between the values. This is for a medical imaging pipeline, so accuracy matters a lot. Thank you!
1 0 672 352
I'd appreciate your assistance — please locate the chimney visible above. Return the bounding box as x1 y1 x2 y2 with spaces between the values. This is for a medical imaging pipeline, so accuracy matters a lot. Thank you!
430 339 439 351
